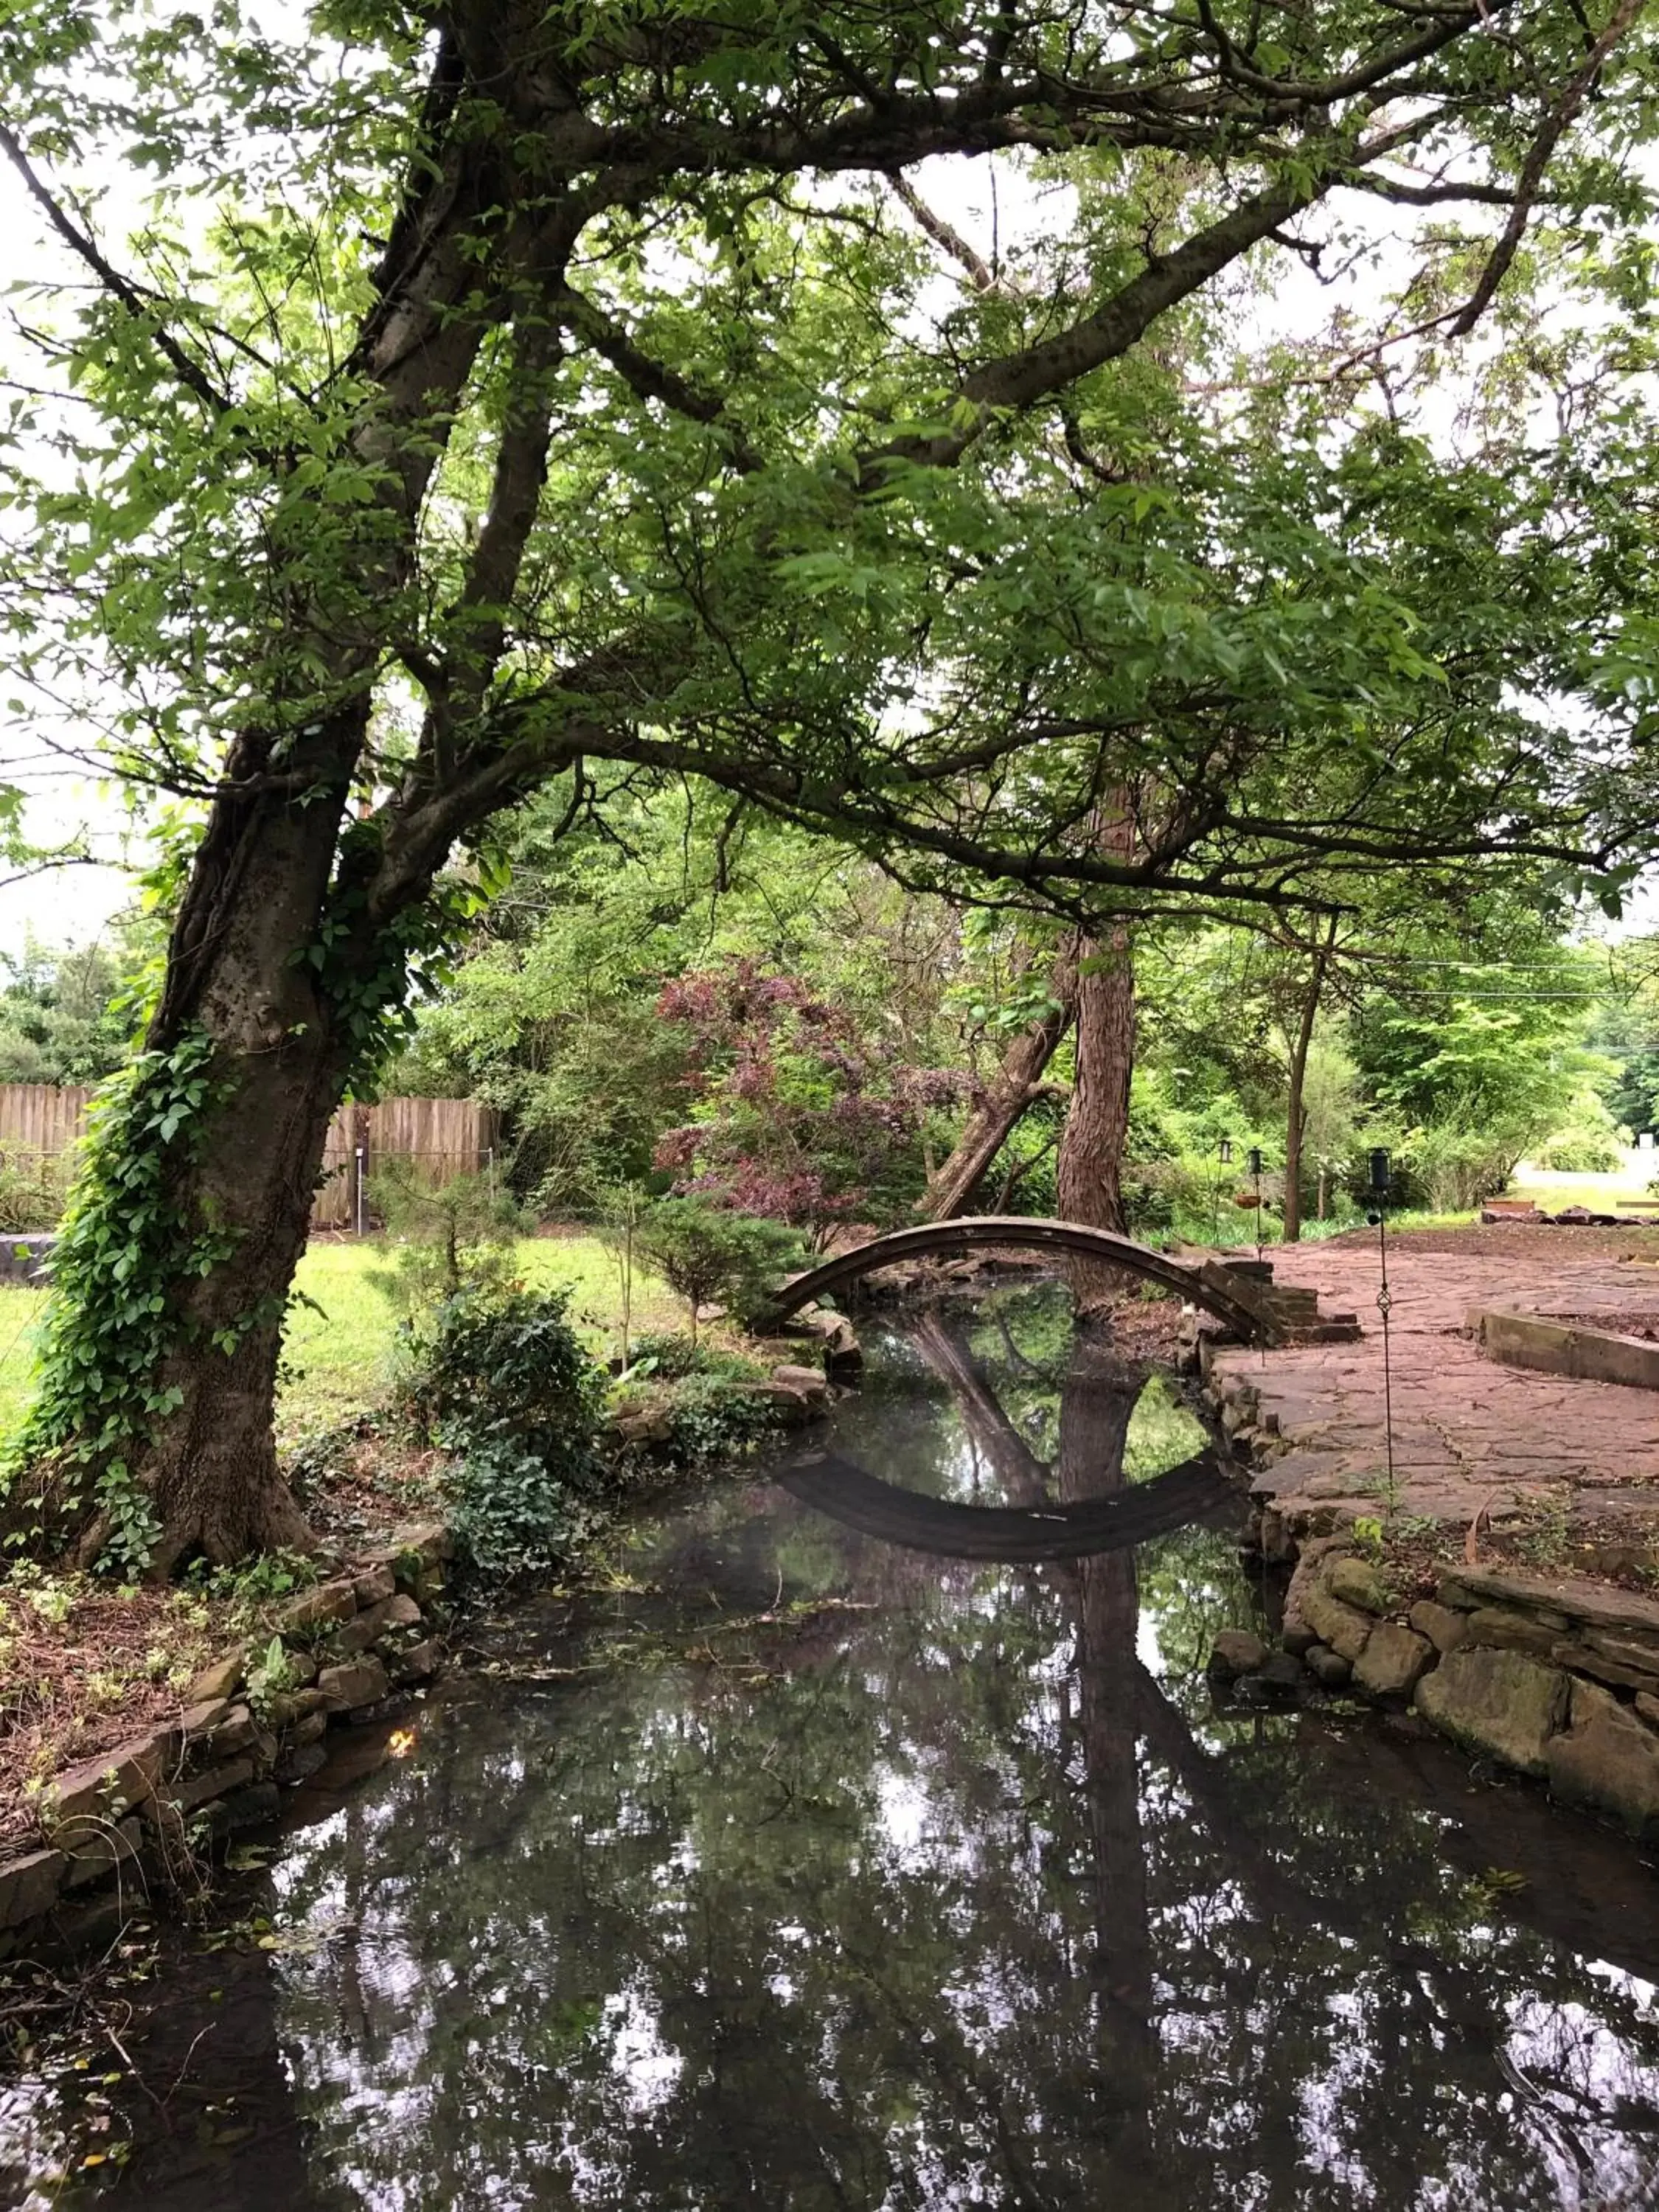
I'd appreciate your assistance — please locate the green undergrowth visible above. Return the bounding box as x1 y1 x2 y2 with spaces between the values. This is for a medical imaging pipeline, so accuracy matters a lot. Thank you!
1209 1206 1478 1246
399 1281 612 1580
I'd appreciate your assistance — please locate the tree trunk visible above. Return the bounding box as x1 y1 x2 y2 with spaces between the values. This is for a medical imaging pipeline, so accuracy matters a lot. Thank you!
918 941 1078 1220
1056 927 1136 1310
8 34 554 1572
1281 921 1337 1246
1057 802 1138 1310
13 760 377 1572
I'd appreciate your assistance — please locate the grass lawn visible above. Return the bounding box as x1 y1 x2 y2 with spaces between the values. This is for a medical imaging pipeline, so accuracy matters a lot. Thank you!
0 1231 686 1455
1506 1156 1659 1215
0 1282 42 1443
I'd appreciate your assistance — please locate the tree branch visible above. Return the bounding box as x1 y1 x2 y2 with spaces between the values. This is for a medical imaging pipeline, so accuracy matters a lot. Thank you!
1448 0 1646 335
550 282 759 467
0 116 234 419
865 174 1321 475
886 171 1012 296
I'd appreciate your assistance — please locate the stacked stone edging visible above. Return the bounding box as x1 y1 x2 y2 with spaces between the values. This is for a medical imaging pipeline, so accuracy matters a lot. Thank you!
1269 1545 1659 1840
0 1523 453 1956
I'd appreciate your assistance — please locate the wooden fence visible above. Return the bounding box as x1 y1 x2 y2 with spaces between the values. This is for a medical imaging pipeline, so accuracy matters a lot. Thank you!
0 1084 497 1231
310 1096 501 1229
0 1084 91 1166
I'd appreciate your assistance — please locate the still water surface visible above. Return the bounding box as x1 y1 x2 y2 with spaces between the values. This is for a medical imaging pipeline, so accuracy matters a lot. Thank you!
9 1282 1659 2209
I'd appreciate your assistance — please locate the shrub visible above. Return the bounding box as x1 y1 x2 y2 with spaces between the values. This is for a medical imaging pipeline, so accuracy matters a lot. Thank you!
406 1284 608 1579
660 1374 790 1467
633 1197 805 1340
1392 1123 1515 1212
365 1161 524 1315
625 1329 764 1382
1533 1091 1630 1174
0 1152 69 1231
1537 1127 1627 1173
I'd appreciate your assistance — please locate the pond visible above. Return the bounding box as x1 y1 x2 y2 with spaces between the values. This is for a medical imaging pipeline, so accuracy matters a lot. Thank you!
6 1279 1659 2210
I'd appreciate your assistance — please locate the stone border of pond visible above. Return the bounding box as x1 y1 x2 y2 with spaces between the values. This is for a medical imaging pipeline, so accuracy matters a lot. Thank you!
1207 1540 1659 1843
0 1523 453 1958
1202 1318 1659 1843
1191 1231 1659 1842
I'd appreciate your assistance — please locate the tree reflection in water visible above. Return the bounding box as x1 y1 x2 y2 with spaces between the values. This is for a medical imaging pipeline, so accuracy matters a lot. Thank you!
50 1284 1659 2210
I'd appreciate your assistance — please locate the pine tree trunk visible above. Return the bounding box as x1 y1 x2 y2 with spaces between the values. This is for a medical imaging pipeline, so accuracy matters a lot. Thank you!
1281 922 1336 1247
918 942 1078 1220
1056 928 1136 1308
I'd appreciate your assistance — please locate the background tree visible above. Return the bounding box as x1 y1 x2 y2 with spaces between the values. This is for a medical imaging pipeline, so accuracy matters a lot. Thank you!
396 780 973 1215
0 936 133 1088
653 958 964 1239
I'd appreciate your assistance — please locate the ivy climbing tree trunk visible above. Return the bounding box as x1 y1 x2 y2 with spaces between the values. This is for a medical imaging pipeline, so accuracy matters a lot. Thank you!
128 798 361 1568
1 33 526 1567
7 737 381 1570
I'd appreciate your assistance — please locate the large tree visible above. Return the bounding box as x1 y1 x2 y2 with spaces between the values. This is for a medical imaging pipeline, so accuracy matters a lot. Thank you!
1 0 1655 1567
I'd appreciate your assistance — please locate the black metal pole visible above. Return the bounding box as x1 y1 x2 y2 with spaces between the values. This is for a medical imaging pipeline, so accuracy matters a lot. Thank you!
1369 1149 1395 1498
1213 1138 1232 1246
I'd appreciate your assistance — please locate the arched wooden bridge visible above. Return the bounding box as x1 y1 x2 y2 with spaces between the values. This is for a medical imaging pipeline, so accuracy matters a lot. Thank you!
763 1216 1273 1343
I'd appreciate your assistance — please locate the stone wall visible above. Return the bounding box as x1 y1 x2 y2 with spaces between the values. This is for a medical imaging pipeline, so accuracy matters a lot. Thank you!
0 1524 452 1957
1270 1544 1659 1840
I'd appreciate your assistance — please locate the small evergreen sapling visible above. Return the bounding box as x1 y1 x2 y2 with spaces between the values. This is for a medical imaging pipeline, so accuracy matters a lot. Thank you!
633 1198 804 1343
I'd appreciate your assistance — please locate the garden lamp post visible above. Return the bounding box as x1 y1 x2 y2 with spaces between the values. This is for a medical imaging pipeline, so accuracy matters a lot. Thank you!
1249 1146 1264 1259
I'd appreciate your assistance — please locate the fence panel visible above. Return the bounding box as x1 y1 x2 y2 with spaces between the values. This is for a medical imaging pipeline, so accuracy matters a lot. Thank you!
0 1084 91 1165
0 1085 494 1231
366 1096 498 1187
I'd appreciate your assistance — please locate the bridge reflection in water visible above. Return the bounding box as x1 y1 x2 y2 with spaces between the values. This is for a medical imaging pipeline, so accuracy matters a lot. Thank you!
776 1306 1234 1563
